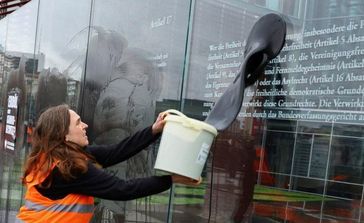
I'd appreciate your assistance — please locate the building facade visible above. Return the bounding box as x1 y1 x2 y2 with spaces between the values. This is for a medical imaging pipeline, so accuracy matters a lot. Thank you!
0 0 364 222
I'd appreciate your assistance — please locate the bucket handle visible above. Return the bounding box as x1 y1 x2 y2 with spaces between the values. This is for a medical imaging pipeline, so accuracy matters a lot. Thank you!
163 109 202 130
163 109 217 135
163 109 188 119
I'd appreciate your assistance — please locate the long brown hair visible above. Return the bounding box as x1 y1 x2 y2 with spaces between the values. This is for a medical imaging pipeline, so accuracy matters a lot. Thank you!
22 104 94 187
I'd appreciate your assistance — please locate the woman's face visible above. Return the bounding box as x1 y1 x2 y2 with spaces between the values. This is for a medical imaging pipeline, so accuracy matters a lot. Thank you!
66 109 89 147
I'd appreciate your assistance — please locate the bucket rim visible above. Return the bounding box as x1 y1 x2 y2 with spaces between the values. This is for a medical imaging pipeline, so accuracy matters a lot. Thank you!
165 115 218 136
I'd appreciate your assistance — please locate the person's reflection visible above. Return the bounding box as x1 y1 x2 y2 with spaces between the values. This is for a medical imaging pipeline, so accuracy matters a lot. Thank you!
92 48 162 222
328 136 362 199
44 27 162 222
255 66 291 188
209 122 255 223
229 64 292 222
93 48 161 145
69 26 127 143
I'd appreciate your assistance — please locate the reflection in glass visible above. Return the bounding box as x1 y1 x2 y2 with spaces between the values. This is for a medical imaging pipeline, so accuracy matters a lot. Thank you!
0 0 364 222
82 0 191 221
329 136 364 185
187 0 364 222
34 0 91 113
0 1 39 222
0 17 7 119
322 199 362 221
265 131 294 176
81 27 164 223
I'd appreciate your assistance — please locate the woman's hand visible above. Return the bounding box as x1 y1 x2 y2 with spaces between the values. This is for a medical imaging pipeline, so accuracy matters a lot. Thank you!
171 174 202 186
152 112 168 135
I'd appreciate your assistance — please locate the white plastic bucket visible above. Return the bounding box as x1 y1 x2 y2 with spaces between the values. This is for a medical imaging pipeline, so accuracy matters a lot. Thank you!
154 109 218 180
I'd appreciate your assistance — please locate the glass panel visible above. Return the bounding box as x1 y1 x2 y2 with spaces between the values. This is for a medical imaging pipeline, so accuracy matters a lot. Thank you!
34 0 91 114
0 17 7 117
329 136 364 184
1 0 364 222
184 0 364 222
81 0 191 222
183 0 296 221
0 1 39 222
0 17 7 222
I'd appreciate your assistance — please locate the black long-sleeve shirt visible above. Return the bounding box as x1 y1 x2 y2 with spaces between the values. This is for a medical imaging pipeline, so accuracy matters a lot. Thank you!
36 126 172 201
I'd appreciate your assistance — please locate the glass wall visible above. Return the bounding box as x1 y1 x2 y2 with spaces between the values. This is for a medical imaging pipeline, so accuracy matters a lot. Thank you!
81 0 192 222
34 0 91 113
0 0 38 222
0 0 363 222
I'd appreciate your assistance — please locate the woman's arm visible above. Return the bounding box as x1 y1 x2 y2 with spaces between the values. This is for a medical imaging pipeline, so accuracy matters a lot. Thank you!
36 162 172 201
85 112 166 167
85 126 161 167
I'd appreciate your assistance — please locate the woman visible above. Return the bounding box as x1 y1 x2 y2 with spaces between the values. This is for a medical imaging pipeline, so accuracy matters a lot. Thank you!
16 104 201 223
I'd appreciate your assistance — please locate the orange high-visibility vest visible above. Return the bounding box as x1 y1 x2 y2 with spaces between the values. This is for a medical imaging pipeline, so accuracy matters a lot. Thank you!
16 163 94 223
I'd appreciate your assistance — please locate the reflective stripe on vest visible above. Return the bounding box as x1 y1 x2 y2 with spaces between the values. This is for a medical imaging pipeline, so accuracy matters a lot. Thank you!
17 159 94 222
24 200 94 213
